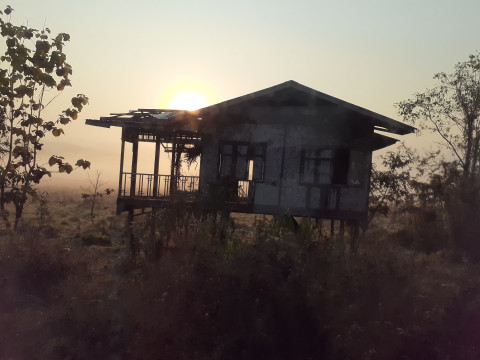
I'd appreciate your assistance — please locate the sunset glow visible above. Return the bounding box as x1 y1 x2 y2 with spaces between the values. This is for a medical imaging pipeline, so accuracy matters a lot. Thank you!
162 81 217 110
169 91 209 110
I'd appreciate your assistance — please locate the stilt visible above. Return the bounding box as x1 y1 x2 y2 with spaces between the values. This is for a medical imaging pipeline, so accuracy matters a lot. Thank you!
350 220 359 253
290 216 299 233
211 211 218 240
127 208 136 260
150 207 156 238
339 220 345 241
150 207 162 259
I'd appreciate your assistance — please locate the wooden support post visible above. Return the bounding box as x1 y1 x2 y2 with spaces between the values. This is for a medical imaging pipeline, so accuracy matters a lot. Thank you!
118 139 125 196
170 136 177 194
150 207 161 259
130 139 139 197
153 139 161 196
330 219 335 238
150 207 156 238
340 220 345 241
351 220 359 253
126 208 136 260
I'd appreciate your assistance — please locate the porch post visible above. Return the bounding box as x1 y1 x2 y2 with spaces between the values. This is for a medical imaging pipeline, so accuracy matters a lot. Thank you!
152 138 161 196
118 139 125 196
169 134 177 193
130 138 138 197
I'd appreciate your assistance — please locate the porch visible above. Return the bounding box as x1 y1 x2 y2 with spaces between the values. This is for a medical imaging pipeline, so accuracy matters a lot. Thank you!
117 172 256 212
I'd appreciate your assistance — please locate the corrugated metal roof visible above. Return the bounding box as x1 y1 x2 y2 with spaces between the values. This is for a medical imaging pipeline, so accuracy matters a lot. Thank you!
198 81 415 135
86 81 415 136
86 109 198 128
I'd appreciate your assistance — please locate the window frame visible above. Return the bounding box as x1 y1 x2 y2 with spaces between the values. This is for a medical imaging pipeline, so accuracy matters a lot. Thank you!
218 141 266 182
300 148 350 186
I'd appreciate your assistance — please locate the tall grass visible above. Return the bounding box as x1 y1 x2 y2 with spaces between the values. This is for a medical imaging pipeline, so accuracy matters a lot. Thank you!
1 208 480 359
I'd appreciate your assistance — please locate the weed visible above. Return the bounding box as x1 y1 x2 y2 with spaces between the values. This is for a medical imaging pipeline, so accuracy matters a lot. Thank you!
80 232 112 246
1 197 480 360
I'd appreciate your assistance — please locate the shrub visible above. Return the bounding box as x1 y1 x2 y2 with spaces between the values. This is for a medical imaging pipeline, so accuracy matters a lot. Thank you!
80 232 112 246
117 215 453 359
2 208 480 360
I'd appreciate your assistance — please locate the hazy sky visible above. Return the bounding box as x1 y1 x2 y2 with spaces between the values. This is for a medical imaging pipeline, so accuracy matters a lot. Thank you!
2 0 480 189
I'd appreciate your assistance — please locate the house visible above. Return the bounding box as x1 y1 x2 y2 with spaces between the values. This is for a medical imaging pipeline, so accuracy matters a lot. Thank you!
86 80 414 240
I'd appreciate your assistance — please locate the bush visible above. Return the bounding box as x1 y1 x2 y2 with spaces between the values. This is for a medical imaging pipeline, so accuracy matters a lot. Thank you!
80 232 112 246
118 216 451 360
2 209 480 360
393 208 449 253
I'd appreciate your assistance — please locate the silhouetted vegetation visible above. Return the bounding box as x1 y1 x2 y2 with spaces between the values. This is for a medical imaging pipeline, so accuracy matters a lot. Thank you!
397 52 480 261
1 194 480 359
0 5 89 230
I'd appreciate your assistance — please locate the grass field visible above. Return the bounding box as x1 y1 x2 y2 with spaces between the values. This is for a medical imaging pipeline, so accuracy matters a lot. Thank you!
0 191 479 359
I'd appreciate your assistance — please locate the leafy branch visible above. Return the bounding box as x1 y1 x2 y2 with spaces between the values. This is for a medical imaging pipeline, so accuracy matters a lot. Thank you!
0 5 90 229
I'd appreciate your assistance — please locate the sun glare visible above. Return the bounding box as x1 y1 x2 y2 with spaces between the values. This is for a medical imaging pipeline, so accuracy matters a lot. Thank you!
169 91 209 110
161 81 217 111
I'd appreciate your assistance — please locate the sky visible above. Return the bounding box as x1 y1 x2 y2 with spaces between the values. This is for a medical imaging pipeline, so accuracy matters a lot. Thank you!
2 0 480 190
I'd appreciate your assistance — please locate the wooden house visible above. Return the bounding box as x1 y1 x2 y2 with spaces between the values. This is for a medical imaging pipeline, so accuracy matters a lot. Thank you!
86 80 414 236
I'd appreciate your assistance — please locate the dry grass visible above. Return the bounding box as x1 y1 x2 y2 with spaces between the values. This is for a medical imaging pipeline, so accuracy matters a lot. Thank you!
0 195 479 359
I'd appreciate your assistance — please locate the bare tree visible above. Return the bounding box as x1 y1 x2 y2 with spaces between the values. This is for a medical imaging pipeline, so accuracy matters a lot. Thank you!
397 53 480 259
81 171 114 224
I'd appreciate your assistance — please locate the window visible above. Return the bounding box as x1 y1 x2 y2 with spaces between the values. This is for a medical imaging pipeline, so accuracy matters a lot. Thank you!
300 148 349 185
219 142 265 181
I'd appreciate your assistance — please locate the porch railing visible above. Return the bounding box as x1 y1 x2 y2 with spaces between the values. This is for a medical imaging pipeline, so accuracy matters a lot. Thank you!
120 172 199 198
120 173 256 204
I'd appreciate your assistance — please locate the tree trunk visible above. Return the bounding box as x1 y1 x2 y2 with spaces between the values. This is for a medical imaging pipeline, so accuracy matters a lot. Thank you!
13 203 23 231
0 185 9 229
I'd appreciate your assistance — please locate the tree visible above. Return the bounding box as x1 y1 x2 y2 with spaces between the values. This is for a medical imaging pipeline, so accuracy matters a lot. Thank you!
397 53 480 179
0 5 90 229
81 171 114 225
397 53 480 259
368 146 414 228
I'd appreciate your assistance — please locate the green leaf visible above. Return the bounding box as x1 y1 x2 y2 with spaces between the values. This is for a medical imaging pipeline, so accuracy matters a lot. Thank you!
6 37 15 47
75 159 91 169
65 108 78 120
58 116 70 125
52 128 64 137
48 156 58 166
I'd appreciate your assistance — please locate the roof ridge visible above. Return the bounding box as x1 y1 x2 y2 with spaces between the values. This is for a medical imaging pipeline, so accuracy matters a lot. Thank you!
198 80 415 135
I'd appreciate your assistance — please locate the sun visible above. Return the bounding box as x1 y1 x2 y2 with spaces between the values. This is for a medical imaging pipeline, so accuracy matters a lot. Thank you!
161 81 217 110
169 91 209 110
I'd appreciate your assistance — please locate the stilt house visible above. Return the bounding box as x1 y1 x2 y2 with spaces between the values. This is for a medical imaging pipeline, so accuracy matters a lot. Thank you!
86 81 414 231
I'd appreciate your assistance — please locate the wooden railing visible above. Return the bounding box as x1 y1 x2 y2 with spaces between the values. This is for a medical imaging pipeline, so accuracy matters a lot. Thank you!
120 173 199 198
119 172 259 207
